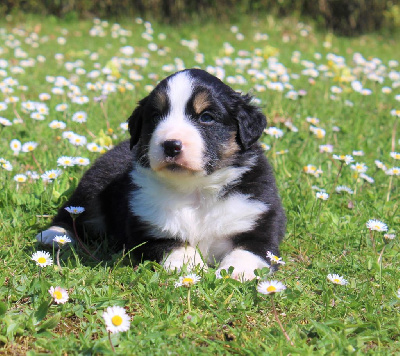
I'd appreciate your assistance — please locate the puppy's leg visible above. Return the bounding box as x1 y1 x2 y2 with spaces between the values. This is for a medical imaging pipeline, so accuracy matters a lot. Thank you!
36 225 75 245
216 249 269 281
163 246 206 272
36 191 87 246
216 207 285 281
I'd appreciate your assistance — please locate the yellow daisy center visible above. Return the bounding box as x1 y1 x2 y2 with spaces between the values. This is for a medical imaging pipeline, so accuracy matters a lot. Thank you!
54 291 63 300
38 257 46 264
333 278 340 283
59 239 65 243
182 277 194 285
267 286 277 293
17 177 24 182
111 315 123 326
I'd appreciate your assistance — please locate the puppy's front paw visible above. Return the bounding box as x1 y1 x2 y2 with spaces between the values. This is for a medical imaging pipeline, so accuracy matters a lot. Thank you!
36 226 74 245
163 246 206 272
216 249 269 281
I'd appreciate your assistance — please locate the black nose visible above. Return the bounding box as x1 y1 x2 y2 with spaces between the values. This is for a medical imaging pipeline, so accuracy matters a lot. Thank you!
163 140 182 158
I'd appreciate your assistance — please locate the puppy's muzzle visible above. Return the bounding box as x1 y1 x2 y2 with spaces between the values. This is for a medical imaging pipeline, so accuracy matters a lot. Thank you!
162 139 182 158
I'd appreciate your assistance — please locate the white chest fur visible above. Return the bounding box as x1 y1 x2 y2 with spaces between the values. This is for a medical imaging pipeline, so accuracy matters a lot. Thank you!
130 166 269 262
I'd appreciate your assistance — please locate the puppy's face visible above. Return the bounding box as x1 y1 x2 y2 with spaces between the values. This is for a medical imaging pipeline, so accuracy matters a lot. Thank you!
128 69 266 178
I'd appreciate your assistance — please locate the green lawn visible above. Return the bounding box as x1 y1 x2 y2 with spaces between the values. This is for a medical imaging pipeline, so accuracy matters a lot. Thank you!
0 13 399 355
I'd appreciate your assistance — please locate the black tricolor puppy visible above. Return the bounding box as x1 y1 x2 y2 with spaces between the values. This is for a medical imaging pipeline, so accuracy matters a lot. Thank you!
37 69 286 280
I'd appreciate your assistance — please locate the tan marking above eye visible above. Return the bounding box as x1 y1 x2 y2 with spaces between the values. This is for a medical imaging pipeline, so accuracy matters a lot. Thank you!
154 91 167 112
193 91 211 114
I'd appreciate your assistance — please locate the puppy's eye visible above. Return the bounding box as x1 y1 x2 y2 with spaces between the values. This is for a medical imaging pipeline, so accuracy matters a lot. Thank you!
199 113 215 124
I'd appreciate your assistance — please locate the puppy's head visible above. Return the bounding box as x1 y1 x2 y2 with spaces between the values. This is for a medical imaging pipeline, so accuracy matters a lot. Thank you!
128 69 266 178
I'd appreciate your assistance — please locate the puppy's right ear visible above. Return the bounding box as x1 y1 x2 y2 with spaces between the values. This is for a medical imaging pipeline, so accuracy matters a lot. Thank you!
128 97 148 150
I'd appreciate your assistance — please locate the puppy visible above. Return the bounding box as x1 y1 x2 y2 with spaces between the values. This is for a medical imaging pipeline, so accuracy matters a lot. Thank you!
37 69 286 280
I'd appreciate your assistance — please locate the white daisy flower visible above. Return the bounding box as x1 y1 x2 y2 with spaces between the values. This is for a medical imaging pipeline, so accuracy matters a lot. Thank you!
386 167 400 176
333 154 354 165
360 173 375 183
55 103 68 112
41 169 62 182
306 117 319 125
57 156 75 168
71 111 87 123
384 233 395 240
65 206 85 215
69 134 87 146
266 251 285 265
310 126 326 139
257 280 286 295
327 274 348 285
49 120 66 130
0 117 12 126
350 162 368 173
316 192 329 200
175 274 201 287
31 251 53 267
366 219 388 232
14 174 27 183
264 127 284 139
87 142 102 152
74 157 90 166
319 144 333 153
10 139 21 153
48 286 69 304
352 150 364 156
103 306 131 334
21 141 38 152
1 158 13 171
335 185 353 194
53 235 72 245
375 160 387 171
390 152 400 160
30 112 45 121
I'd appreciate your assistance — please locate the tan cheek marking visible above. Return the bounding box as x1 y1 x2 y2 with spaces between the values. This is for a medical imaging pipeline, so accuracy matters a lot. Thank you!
193 91 211 114
221 132 240 160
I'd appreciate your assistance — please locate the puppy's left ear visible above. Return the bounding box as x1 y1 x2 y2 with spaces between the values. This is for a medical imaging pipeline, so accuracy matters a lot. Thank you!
127 97 148 150
235 94 267 150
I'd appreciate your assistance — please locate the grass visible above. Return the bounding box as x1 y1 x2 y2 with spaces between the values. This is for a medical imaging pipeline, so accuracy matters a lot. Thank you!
0 12 399 355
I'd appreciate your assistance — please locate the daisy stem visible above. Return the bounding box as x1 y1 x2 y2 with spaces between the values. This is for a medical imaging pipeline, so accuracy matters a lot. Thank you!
391 117 398 152
31 152 43 174
386 175 393 202
13 104 22 121
72 218 100 262
108 331 116 353
369 230 376 253
270 295 294 347
315 200 322 224
329 161 344 196
187 288 191 313
56 247 62 271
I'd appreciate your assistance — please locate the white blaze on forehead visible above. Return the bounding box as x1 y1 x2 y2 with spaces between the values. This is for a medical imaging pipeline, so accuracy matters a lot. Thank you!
167 71 193 120
149 71 205 173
